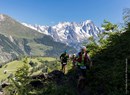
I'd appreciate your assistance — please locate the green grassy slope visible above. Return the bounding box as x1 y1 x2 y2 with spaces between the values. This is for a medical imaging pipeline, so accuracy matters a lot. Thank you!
0 57 57 81
0 15 43 39
0 61 24 81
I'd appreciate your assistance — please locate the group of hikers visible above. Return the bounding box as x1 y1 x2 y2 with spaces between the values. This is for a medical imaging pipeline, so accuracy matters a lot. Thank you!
60 46 92 90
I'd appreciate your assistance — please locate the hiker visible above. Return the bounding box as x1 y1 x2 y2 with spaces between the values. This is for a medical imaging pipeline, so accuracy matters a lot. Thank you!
45 66 48 73
76 46 92 91
60 50 69 74
0 64 2 68
71 54 76 69
29 60 34 67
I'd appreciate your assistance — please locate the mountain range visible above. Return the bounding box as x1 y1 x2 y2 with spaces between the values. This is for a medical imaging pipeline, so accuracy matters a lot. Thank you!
0 14 76 63
22 20 104 49
0 14 104 63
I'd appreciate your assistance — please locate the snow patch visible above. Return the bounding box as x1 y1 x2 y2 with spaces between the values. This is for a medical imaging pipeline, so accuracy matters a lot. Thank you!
0 14 5 21
9 35 14 42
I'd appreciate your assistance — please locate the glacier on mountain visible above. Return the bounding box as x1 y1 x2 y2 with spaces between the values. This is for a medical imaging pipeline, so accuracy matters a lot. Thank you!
22 20 104 49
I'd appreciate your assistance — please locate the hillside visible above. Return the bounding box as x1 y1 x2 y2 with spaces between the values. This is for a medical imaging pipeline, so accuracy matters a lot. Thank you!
1 22 129 95
0 14 42 39
0 14 76 63
1 13 130 95
85 22 130 95
0 57 58 81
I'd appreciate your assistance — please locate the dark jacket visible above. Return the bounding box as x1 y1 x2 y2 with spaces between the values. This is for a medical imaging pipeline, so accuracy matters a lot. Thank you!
60 53 69 63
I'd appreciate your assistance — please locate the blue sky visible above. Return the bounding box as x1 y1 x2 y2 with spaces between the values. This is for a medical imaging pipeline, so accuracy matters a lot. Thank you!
0 0 130 27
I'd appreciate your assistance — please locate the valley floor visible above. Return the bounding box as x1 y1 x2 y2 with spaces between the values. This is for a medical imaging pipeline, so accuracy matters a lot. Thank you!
0 57 59 81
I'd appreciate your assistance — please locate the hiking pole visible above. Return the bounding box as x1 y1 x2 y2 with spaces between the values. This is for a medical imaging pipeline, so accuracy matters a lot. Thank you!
125 58 128 95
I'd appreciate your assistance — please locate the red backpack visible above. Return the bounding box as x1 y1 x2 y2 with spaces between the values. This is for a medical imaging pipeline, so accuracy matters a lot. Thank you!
76 52 89 65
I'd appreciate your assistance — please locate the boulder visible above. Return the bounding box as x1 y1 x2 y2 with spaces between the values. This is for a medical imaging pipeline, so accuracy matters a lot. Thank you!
1 82 10 88
48 70 64 84
31 74 46 79
29 80 43 88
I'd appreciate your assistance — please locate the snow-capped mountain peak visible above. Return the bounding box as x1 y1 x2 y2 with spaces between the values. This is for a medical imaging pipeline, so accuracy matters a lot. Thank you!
82 20 93 24
22 20 103 49
0 14 5 22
